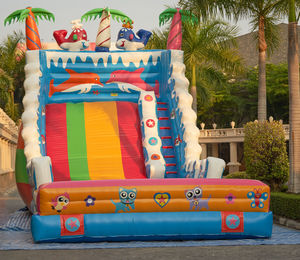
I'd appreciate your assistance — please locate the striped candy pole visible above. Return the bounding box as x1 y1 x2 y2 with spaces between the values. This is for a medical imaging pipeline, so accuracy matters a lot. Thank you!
167 8 182 50
95 10 111 52
25 7 42 50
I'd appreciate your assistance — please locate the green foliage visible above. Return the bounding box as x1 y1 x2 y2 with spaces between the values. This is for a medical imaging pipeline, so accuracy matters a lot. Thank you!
224 171 250 179
270 192 300 220
244 121 289 191
197 63 289 128
0 32 25 121
159 8 197 26
4 7 55 25
81 8 132 24
145 29 168 50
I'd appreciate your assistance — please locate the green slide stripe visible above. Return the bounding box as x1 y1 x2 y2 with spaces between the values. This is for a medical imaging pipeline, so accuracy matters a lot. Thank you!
66 103 90 180
15 149 28 184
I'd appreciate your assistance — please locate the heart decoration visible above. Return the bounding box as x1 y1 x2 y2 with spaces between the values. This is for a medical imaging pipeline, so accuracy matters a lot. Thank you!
154 192 171 208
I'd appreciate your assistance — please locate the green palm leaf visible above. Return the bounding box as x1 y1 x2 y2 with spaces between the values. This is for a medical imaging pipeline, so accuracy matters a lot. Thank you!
4 9 28 25
159 8 177 26
4 7 54 26
159 8 197 26
81 8 132 24
32 8 55 23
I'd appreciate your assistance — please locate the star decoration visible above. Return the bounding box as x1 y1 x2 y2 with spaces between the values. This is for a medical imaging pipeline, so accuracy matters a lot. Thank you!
93 90 99 95
229 217 238 226
158 195 166 204
146 119 155 128
68 220 78 229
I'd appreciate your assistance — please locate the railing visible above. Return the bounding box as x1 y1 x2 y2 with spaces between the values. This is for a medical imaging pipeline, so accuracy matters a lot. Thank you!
199 121 290 144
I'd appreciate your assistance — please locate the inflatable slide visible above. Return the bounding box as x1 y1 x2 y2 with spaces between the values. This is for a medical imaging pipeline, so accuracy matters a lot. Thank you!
8 6 272 243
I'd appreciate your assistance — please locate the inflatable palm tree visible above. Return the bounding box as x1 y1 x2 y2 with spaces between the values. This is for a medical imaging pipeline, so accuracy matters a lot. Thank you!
159 8 197 50
81 7 132 52
4 7 55 50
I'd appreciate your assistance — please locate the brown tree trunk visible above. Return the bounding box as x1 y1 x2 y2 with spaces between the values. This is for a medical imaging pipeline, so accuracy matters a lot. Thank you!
258 16 267 121
288 22 300 193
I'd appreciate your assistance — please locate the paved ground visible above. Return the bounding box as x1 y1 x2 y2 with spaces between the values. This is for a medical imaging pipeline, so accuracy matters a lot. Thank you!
0 245 299 260
0 187 299 260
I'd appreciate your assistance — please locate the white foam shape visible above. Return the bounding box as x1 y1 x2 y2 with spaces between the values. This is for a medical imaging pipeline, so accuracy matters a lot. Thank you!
22 51 42 163
46 50 161 69
170 50 203 172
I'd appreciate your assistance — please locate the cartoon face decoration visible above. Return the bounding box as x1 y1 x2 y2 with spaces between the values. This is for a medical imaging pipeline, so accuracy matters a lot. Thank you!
185 186 202 200
119 187 137 205
185 186 211 211
51 193 70 213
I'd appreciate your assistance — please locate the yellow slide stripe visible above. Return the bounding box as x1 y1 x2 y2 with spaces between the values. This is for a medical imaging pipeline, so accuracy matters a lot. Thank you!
84 102 125 180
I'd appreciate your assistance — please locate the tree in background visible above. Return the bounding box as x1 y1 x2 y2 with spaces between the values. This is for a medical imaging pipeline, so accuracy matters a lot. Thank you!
81 8 132 52
182 21 242 113
244 121 289 191
4 7 55 50
0 32 25 121
287 0 300 192
198 64 289 128
179 0 283 121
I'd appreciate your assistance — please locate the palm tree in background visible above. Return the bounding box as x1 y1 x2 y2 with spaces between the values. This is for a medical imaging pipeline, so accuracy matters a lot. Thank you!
183 21 242 112
180 0 283 121
0 32 25 121
4 7 55 50
147 21 242 113
287 0 300 192
159 8 197 50
81 8 132 52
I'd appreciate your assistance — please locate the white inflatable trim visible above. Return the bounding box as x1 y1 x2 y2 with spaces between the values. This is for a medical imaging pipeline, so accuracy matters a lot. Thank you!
138 91 165 178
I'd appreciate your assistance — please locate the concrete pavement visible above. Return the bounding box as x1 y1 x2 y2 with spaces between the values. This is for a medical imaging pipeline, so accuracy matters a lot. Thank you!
0 186 299 260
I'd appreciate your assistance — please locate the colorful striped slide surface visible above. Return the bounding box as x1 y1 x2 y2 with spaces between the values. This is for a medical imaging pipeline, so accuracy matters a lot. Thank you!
45 101 146 181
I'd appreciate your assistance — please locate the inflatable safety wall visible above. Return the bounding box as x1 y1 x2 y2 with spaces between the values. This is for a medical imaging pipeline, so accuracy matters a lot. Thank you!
16 49 273 242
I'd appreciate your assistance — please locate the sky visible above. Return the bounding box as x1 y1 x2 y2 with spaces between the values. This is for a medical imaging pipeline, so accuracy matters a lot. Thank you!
0 0 252 43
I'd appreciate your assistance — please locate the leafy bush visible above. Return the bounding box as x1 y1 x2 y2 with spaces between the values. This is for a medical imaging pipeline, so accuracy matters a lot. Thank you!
244 121 289 191
224 171 250 179
270 192 300 221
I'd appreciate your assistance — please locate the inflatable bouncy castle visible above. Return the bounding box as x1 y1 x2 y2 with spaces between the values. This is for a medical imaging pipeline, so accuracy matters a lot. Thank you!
9 8 273 243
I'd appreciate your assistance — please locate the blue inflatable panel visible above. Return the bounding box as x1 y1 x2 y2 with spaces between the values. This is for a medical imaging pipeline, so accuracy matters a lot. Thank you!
31 211 273 243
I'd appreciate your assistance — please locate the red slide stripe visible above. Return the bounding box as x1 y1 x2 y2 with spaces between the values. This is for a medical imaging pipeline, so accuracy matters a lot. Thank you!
45 103 71 181
117 102 146 179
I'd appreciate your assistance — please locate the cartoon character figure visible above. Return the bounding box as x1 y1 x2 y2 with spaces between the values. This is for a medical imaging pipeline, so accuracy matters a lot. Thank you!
53 19 89 51
116 22 152 51
106 67 159 96
49 69 102 97
51 193 70 213
111 187 137 213
185 186 211 210
247 188 268 208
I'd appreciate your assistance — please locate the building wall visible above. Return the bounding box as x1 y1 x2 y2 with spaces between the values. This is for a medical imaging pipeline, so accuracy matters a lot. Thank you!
0 108 18 193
